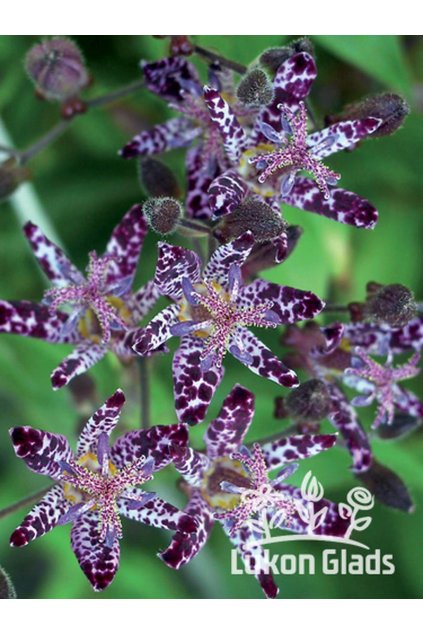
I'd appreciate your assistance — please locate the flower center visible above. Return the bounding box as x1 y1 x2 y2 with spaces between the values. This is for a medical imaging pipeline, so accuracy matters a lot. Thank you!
201 457 250 510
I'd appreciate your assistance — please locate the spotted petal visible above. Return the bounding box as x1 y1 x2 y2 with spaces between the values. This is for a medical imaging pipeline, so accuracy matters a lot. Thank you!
51 341 108 390
173 335 225 425
110 423 189 471
185 144 220 220
261 434 337 469
118 494 197 533
327 383 372 473
395 387 423 419
208 170 249 218
77 390 126 457
309 118 382 159
9 426 73 480
71 511 120 592
10 485 69 547
238 280 324 324
142 56 201 102
203 86 248 163
131 279 161 322
23 222 84 286
120 118 200 158
171 447 211 486
155 242 202 301
283 177 378 229
273 52 317 100
390 317 423 353
205 385 255 459
160 490 214 569
132 304 179 355
231 327 299 388
0 300 83 344
203 232 254 286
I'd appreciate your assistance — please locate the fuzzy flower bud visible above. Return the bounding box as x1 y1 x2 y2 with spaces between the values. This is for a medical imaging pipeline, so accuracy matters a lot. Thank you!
237 68 274 107
364 283 417 328
214 197 286 243
139 158 181 198
259 38 314 74
326 93 410 138
285 379 332 422
0 158 30 203
25 37 89 102
143 197 182 235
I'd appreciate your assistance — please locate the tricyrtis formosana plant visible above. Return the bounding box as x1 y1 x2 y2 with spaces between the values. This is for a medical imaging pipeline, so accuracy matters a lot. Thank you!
0 35 421 600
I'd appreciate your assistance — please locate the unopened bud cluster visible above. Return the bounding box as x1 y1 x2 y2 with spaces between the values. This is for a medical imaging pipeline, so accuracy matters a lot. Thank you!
237 68 274 107
143 197 183 235
215 197 286 243
364 283 417 328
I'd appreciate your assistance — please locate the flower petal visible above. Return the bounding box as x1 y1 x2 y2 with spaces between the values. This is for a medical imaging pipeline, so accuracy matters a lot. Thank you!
261 434 337 469
77 390 126 457
132 304 179 355
283 176 378 229
327 383 372 473
208 170 249 218
203 86 248 163
10 485 68 547
185 144 220 220
23 222 84 286
50 342 108 390
0 300 83 344
205 384 255 459
273 52 317 100
160 490 214 569
238 279 324 324
9 427 73 479
232 327 299 388
71 511 120 592
395 387 423 419
171 447 211 486
142 56 201 102
120 118 200 158
309 118 382 159
203 232 254 285
110 423 189 471
173 335 224 425
155 242 202 300
103 204 148 288
118 495 197 532
131 279 161 322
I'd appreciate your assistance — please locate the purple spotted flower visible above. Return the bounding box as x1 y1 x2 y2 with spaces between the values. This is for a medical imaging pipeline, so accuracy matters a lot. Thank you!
9 389 194 591
133 232 324 424
204 51 383 229
344 349 422 427
0 204 160 389
120 56 247 219
159 384 348 598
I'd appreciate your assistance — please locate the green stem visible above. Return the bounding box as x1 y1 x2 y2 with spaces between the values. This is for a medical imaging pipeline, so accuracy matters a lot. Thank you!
193 45 247 75
0 486 52 520
138 356 151 429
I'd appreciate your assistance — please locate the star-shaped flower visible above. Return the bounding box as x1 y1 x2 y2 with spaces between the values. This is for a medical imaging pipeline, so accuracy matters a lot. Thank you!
0 204 160 389
9 390 194 591
133 232 324 424
158 384 348 598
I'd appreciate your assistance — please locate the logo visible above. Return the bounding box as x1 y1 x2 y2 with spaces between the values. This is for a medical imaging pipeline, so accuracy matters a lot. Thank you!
230 471 395 577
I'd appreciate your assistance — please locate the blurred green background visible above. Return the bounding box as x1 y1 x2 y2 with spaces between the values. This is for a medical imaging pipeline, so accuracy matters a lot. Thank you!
0 35 422 599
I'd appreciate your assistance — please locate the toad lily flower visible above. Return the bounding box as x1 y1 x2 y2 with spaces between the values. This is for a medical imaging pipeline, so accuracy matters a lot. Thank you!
159 385 348 598
0 204 160 389
133 232 324 424
344 349 422 427
204 51 383 229
9 390 195 591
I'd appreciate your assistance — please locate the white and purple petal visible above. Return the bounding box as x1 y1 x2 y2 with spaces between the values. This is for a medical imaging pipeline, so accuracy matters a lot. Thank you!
0 300 83 344
118 494 197 533
273 52 317 100
185 144 220 221
203 86 248 163
154 242 202 300
77 390 125 457
10 485 69 547
51 342 108 390
309 118 382 159
171 447 211 486
120 117 200 158
142 56 201 102
261 434 337 469
9 426 73 479
208 170 249 218
203 232 254 286
132 304 179 355
131 279 161 322
205 385 255 459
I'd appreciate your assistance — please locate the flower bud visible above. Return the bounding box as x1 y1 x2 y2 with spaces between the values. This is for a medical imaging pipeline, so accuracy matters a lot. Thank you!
237 68 274 107
259 37 314 74
0 158 30 203
356 459 414 512
215 197 286 243
25 37 89 102
364 283 417 328
139 158 181 198
376 413 421 440
143 197 182 235
326 93 410 138
285 379 332 422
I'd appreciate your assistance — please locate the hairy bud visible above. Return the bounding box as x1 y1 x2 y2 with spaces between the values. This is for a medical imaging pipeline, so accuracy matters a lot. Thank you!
237 68 274 107
0 158 30 203
327 93 410 138
139 158 181 198
376 413 422 440
259 37 314 74
356 459 414 512
143 197 182 235
364 283 417 328
25 37 89 102
215 197 286 243
285 379 332 422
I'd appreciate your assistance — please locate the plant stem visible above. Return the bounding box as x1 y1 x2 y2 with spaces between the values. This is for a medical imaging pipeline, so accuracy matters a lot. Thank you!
138 356 151 429
0 486 52 520
323 304 351 313
193 45 247 75
85 77 145 109
19 120 71 165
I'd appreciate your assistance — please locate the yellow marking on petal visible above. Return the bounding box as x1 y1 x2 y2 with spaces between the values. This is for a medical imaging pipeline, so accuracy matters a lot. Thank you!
201 457 249 510
63 451 117 504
